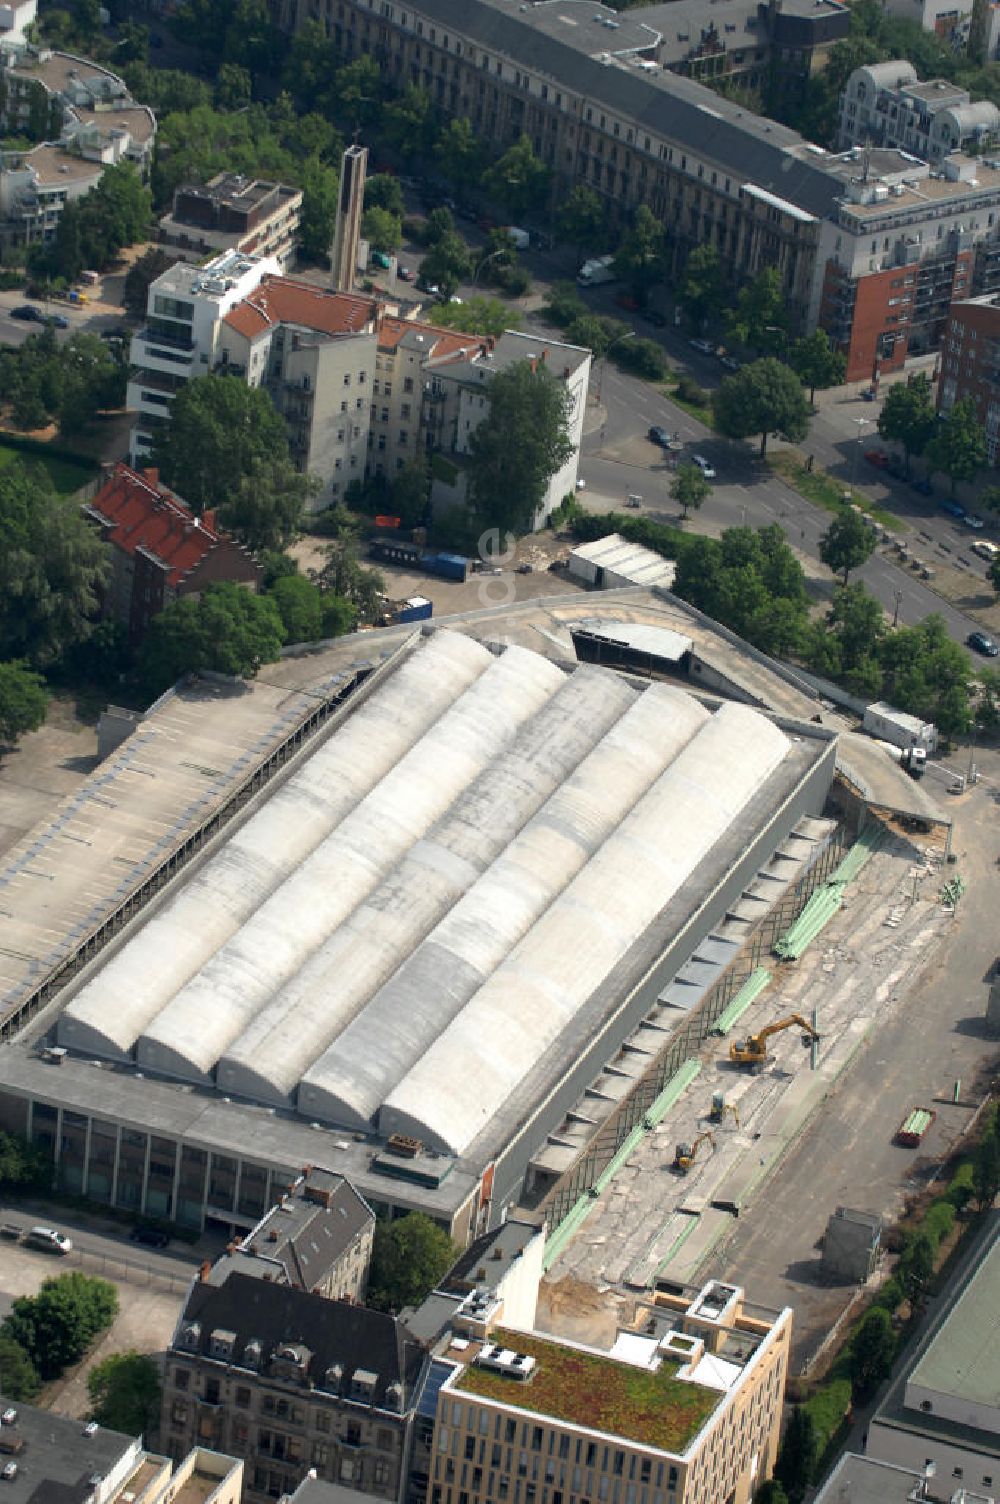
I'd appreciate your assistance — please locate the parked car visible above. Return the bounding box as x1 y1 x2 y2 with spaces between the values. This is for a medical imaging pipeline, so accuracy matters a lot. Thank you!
719 353 741 371
971 539 1000 560
692 454 716 479
10 304 41 321
886 456 906 478
860 387 877 401
910 477 933 495
689 337 715 355
967 630 999 656
939 498 965 519
370 250 392 270
624 494 642 508
648 425 672 448
25 1226 71 1255
48 313 69 329
864 449 889 469
515 562 534 574
962 512 985 529
397 265 413 281
130 1224 169 1248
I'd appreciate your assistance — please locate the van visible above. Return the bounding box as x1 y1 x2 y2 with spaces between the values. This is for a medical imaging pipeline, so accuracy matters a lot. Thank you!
26 1226 72 1255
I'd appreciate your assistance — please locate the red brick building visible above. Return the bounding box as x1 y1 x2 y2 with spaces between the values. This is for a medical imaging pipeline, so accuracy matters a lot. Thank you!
83 463 261 644
938 294 1000 464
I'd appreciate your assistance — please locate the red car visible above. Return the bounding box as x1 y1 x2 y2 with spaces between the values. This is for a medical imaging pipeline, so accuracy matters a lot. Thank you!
864 449 890 468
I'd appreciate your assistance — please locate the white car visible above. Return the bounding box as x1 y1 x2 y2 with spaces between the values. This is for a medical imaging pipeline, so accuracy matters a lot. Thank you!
971 539 999 560
26 1225 72 1254
689 337 715 355
962 513 985 530
691 454 716 479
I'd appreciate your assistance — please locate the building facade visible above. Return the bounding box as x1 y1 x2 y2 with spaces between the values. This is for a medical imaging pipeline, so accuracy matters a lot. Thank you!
839 62 1000 161
157 173 302 268
938 292 1000 462
229 1165 376 1303
82 462 262 645
162 1270 425 1504
425 1279 791 1504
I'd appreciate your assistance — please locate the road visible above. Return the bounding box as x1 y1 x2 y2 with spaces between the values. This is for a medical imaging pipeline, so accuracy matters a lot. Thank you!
0 1199 210 1286
0 289 125 349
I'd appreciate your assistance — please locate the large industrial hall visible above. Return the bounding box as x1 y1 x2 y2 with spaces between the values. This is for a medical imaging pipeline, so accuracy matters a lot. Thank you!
0 617 840 1240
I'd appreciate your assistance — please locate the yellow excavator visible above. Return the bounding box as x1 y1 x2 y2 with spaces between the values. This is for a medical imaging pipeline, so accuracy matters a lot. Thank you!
673 1130 715 1175
730 1013 819 1068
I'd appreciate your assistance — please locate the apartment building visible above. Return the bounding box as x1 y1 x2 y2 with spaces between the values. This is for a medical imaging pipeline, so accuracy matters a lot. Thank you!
0 1400 242 1504
275 0 1000 380
423 330 591 529
82 461 261 644
839 62 1000 162
0 47 154 245
158 173 303 268
0 0 35 47
938 292 1000 461
127 251 283 465
423 1278 791 1504
162 1269 426 1504
216 1165 376 1303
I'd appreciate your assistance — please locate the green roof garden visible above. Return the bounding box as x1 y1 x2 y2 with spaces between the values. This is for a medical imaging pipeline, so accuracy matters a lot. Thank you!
453 1328 722 1455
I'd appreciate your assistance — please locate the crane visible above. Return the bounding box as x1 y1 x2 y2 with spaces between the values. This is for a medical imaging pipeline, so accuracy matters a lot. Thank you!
709 1093 740 1127
673 1130 715 1175
730 1013 819 1068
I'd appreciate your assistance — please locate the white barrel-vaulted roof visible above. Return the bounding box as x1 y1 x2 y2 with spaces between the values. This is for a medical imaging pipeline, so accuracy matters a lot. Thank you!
58 630 491 1059
135 644 562 1086
379 702 789 1155
297 681 709 1128
215 666 637 1104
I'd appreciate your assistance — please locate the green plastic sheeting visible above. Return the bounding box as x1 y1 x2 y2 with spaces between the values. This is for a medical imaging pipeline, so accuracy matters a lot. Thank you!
543 1058 701 1271
774 885 844 960
829 822 886 885
711 970 772 1036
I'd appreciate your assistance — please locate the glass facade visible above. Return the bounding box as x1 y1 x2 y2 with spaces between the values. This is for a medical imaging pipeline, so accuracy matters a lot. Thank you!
117 1128 147 1209
87 1119 117 1204
58 1109 88 1193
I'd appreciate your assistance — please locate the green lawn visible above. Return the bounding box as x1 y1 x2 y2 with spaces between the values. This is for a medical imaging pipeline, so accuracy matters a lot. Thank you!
768 449 904 532
0 438 97 495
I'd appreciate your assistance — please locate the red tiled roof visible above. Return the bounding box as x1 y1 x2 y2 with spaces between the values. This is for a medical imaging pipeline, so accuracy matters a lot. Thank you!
376 315 485 360
84 463 228 588
224 276 377 341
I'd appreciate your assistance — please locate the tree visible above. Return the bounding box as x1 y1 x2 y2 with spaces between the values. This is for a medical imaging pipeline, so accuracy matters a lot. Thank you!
468 360 573 534
383 85 434 165
432 295 520 339
87 1351 161 1434
928 396 987 495
269 573 323 643
754 1483 789 1504
0 661 48 748
0 1131 48 1190
773 1406 817 1504
367 1212 458 1312
877 373 936 475
0 462 108 669
819 507 877 584
972 1121 1000 1208
362 206 402 254
613 205 664 304
483 135 550 221
556 185 607 269
671 463 711 519
215 62 251 110
151 375 290 512
898 1233 935 1310
124 247 179 319
0 1334 39 1402
978 668 1000 732
315 540 384 624
434 117 486 198
220 458 317 554
811 583 885 696
365 174 405 218
419 232 472 300
543 281 588 330
298 157 339 264
713 358 811 456
850 1307 896 1400
682 244 726 331
789 329 846 403
138 581 285 694
726 268 787 354
878 614 973 735
4 1273 118 1380
991 553 1000 598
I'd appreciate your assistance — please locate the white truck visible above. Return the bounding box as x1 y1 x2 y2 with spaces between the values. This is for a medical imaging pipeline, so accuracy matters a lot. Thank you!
863 701 938 757
577 254 616 287
504 226 530 250
873 740 927 780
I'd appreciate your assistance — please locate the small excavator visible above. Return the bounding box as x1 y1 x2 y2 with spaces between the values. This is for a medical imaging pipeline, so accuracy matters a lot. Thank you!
673 1130 715 1175
709 1092 740 1127
729 1013 820 1069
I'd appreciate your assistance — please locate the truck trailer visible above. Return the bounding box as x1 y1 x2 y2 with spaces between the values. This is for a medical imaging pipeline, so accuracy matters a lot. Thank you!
863 701 938 756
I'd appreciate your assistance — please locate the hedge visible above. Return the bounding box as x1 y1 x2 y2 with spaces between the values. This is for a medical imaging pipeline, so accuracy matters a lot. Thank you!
803 1377 852 1458
922 1200 956 1249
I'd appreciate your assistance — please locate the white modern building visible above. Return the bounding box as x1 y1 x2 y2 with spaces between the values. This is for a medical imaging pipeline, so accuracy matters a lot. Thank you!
0 0 35 47
839 62 1000 162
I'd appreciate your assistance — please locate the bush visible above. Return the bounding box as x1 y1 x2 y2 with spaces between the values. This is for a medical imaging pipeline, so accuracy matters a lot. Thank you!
676 373 710 406
872 1275 904 1313
87 1351 161 1433
3 1273 118 1380
802 1376 852 1459
613 336 668 381
944 1161 975 1213
922 1199 956 1249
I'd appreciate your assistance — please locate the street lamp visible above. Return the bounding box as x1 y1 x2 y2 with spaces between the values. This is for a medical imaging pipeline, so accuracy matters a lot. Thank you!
472 248 509 286
595 329 635 404
892 587 903 627
849 415 869 496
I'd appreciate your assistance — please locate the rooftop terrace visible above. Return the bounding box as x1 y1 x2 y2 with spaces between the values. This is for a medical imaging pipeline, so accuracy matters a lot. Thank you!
452 1327 721 1454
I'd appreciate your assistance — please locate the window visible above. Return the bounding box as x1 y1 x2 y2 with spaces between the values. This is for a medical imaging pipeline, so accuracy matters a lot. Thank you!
343 373 351 386
175 1369 190 1389
235 1387 251 1408
171 1399 188 1425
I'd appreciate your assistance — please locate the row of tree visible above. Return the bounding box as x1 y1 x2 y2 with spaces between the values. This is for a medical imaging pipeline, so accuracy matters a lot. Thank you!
0 1273 117 1398
0 328 126 436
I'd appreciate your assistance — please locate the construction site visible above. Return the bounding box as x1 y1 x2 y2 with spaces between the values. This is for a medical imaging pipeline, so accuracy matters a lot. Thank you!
0 583 995 1371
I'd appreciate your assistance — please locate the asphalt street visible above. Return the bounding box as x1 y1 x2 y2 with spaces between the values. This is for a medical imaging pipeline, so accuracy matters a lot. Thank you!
0 1199 209 1284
